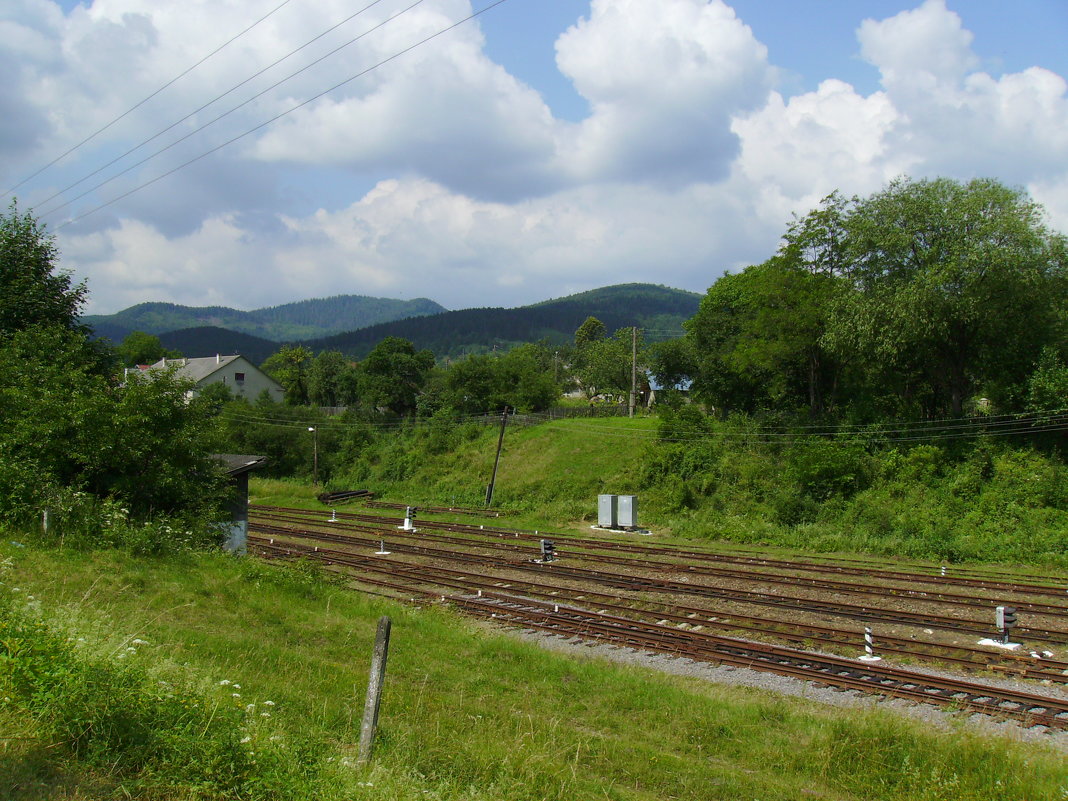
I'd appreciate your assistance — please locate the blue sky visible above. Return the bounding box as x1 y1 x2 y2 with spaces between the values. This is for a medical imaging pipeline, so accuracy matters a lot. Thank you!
3 0 1067 314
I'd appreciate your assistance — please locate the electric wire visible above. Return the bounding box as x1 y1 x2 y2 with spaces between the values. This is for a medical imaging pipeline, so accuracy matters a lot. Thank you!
209 405 1068 444
3 0 296 200
38 0 427 220
49 0 513 230
32 0 399 215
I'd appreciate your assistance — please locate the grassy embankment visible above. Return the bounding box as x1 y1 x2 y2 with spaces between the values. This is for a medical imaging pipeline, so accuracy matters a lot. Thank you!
3 541 1068 801
315 414 1068 567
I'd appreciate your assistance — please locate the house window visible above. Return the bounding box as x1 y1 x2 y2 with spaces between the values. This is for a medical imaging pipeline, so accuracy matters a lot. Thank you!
235 372 246 383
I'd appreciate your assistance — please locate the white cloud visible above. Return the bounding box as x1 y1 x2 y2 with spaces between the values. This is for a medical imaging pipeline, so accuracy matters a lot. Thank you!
554 0 773 185
7 0 1068 318
858 0 978 90
65 175 774 313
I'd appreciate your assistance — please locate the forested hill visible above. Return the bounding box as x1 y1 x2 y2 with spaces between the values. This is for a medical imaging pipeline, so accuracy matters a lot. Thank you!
83 295 446 342
157 326 279 365
304 283 701 359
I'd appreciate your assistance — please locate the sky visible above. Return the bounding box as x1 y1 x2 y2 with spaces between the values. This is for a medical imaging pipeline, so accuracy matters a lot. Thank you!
2 0 1067 314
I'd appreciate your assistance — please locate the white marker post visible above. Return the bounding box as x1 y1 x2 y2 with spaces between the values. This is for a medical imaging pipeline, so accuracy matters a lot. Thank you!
859 627 881 661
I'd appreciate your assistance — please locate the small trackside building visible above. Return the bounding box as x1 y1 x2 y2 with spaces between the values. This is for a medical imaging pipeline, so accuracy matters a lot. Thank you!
215 453 268 553
151 354 284 402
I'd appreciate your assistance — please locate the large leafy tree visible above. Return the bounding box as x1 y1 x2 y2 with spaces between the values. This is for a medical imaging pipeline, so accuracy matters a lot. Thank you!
0 200 86 338
829 177 1067 415
688 178 1067 419
115 330 180 367
359 336 435 416
0 204 225 533
439 343 559 414
307 350 355 407
262 345 313 405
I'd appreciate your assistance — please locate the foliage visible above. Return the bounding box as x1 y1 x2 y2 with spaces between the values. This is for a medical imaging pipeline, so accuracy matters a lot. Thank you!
0 325 226 538
574 326 645 401
0 562 322 798
359 336 434 416
1025 346 1068 414
0 199 87 339
114 330 180 367
215 399 350 481
687 178 1068 420
306 350 356 407
262 345 313 405
434 343 561 414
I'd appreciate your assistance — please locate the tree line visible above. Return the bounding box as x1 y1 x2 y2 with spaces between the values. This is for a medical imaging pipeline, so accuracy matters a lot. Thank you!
651 177 1068 421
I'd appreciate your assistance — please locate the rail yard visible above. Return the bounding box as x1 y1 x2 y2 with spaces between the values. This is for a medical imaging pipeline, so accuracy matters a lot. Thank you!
247 503 1068 733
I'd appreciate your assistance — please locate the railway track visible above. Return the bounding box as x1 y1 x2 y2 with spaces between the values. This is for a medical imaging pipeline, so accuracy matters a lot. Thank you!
246 529 1068 682
251 504 1068 598
250 536 1068 731
249 512 1068 644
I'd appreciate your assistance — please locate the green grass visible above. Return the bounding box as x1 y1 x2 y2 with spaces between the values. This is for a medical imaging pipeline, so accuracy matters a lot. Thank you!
3 542 1068 800
325 415 1068 567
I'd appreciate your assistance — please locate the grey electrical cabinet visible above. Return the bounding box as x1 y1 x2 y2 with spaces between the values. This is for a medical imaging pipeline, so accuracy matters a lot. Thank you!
598 494 617 528
617 495 638 528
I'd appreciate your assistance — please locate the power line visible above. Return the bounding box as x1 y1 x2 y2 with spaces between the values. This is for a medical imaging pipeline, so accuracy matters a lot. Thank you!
3 0 296 200
211 404 1068 445
38 0 425 220
51 0 513 230
32 0 397 215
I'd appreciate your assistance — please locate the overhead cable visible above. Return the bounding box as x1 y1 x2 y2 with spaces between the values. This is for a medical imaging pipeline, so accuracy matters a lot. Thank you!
50 0 513 230
33 0 397 215
3 0 296 199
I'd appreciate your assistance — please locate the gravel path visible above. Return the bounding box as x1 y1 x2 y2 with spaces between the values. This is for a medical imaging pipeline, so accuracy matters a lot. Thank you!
504 624 1068 753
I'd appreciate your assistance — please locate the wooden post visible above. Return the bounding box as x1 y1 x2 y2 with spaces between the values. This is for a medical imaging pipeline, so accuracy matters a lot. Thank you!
485 406 508 507
629 326 637 418
357 616 392 765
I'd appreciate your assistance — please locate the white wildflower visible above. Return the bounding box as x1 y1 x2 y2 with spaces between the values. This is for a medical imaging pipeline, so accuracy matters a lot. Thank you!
240 736 251 744
245 704 256 714
232 693 241 699
219 679 231 686
262 700 275 706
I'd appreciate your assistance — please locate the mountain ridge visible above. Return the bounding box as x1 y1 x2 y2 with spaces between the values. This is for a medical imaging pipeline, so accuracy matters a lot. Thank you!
92 283 702 362
83 294 446 342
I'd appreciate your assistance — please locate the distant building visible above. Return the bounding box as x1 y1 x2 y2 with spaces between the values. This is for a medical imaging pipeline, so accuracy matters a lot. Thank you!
148 355 284 402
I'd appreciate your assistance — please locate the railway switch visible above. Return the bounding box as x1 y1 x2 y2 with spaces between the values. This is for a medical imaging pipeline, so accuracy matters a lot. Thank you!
995 606 1017 644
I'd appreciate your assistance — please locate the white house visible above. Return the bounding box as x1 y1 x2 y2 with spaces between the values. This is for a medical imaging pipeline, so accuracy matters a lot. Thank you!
149 354 284 402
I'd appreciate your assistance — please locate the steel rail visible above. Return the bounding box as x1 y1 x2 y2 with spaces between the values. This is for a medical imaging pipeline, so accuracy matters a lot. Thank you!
250 539 1068 731
252 508 1068 618
248 534 1068 681
249 518 1068 644
251 503 1068 596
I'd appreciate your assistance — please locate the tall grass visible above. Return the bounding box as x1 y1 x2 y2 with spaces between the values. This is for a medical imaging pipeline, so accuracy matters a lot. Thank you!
4 543 1068 800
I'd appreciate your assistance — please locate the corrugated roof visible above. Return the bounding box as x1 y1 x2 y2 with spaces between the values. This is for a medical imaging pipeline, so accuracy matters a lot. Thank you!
214 454 269 475
152 355 242 383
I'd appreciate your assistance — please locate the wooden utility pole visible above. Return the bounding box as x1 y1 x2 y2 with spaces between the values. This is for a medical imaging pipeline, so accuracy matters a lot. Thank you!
357 616 392 765
485 406 509 507
629 326 638 418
